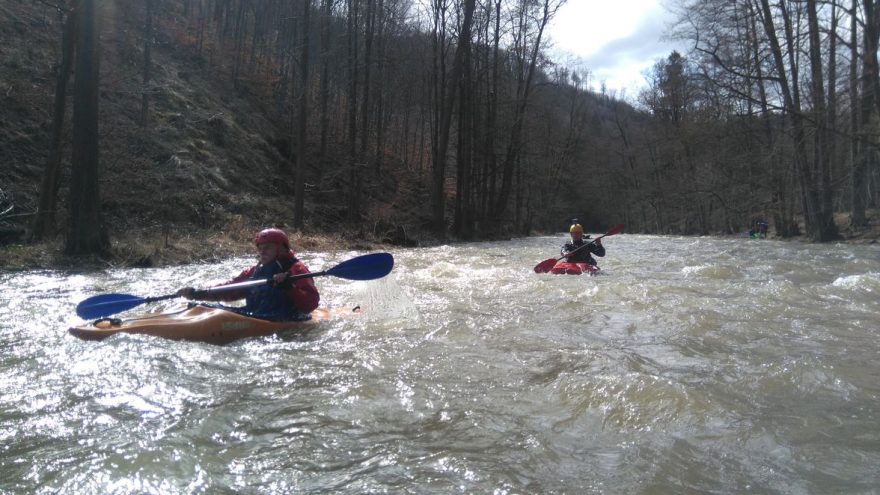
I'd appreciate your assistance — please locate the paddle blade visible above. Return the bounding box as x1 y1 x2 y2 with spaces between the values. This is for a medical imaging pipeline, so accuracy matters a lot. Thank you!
326 252 394 280
605 224 624 236
533 257 558 273
76 293 147 319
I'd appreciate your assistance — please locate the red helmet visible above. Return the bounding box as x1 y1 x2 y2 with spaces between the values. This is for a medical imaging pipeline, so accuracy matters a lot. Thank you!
253 228 290 249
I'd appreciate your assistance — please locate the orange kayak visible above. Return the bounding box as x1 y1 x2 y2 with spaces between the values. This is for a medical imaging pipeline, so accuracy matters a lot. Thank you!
68 304 357 345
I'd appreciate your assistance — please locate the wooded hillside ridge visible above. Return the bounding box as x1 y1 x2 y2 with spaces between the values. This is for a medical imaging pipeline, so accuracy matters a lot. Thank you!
1 0 879 269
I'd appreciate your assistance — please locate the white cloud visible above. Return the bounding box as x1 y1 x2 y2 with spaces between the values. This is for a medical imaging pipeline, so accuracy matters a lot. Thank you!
550 0 659 57
547 0 684 94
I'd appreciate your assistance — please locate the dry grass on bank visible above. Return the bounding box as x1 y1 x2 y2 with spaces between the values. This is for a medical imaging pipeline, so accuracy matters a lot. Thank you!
3 210 875 272
832 210 880 244
0 226 393 272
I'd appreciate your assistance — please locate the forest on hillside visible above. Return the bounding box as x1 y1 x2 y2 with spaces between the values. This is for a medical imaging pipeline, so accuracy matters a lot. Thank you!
1 0 878 256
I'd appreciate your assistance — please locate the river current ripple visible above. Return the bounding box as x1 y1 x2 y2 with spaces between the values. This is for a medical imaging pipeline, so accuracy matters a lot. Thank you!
1 235 879 494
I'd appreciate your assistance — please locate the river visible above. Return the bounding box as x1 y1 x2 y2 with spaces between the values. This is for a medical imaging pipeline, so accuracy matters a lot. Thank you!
1 234 879 494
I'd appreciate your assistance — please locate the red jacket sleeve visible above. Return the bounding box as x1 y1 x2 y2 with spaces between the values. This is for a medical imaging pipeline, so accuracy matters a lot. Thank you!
286 261 320 313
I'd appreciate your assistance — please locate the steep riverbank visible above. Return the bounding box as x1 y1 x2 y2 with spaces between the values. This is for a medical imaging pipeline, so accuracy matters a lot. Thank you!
0 225 402 271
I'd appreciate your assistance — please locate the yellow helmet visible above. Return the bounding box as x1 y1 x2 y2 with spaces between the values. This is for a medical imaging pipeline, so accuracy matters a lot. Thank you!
569 223 584 234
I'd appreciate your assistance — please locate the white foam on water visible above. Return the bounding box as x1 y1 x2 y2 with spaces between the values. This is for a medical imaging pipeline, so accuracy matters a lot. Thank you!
831 272 880 291
347 273 421 322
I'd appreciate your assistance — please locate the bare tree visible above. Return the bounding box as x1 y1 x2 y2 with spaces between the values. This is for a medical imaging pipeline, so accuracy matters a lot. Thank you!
428 0 454 235
346 0 361 223
491 0 560 224
140 0 154 127
294 0 312 229
852 0 880 227
32 2 76 241
66 0 106 254
452 0 477 239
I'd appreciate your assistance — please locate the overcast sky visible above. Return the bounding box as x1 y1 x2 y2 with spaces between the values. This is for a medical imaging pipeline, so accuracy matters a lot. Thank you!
546 0 686 96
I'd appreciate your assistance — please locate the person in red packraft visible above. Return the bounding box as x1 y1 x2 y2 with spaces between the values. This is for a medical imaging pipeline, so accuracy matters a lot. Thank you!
177 228 320 321
561 223 605 266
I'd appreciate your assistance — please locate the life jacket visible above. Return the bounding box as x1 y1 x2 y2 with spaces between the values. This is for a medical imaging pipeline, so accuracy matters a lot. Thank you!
561 238 603 265
243 258 311 321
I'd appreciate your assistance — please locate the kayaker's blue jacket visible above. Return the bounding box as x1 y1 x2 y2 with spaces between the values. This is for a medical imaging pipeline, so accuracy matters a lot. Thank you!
561 237 605 266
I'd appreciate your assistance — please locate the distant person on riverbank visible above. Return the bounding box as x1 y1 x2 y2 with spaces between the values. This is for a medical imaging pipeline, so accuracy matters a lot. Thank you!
561 223 605 266
757 220 769 238
749 219 770 239
176 228 320 320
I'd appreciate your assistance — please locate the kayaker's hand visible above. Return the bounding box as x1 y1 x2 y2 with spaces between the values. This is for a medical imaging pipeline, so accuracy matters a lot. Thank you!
177 287 195 299
594 238 602 247
272 273 293 290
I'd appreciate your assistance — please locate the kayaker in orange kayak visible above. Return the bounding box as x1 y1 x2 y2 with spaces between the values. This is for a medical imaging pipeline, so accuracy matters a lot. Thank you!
561 223 605 267
176 228 320 320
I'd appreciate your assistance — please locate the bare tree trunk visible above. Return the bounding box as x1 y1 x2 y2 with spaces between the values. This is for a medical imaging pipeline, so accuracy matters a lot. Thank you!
806 0 839 240
453 0 476 239
484 0 501 226
318 0 332 180
66 0 106 255
758 0 835 241
294 0 312 229
778 0 819 237
748 1 792 237
32 5 77 241
853 0 880 227
850 0 866 227
360 0 374 170
346 0 361 223
140 0 154 127
868 0 880 119
231 1 246 88
430 0 452 236
373 0 386 177
826 0 839 203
